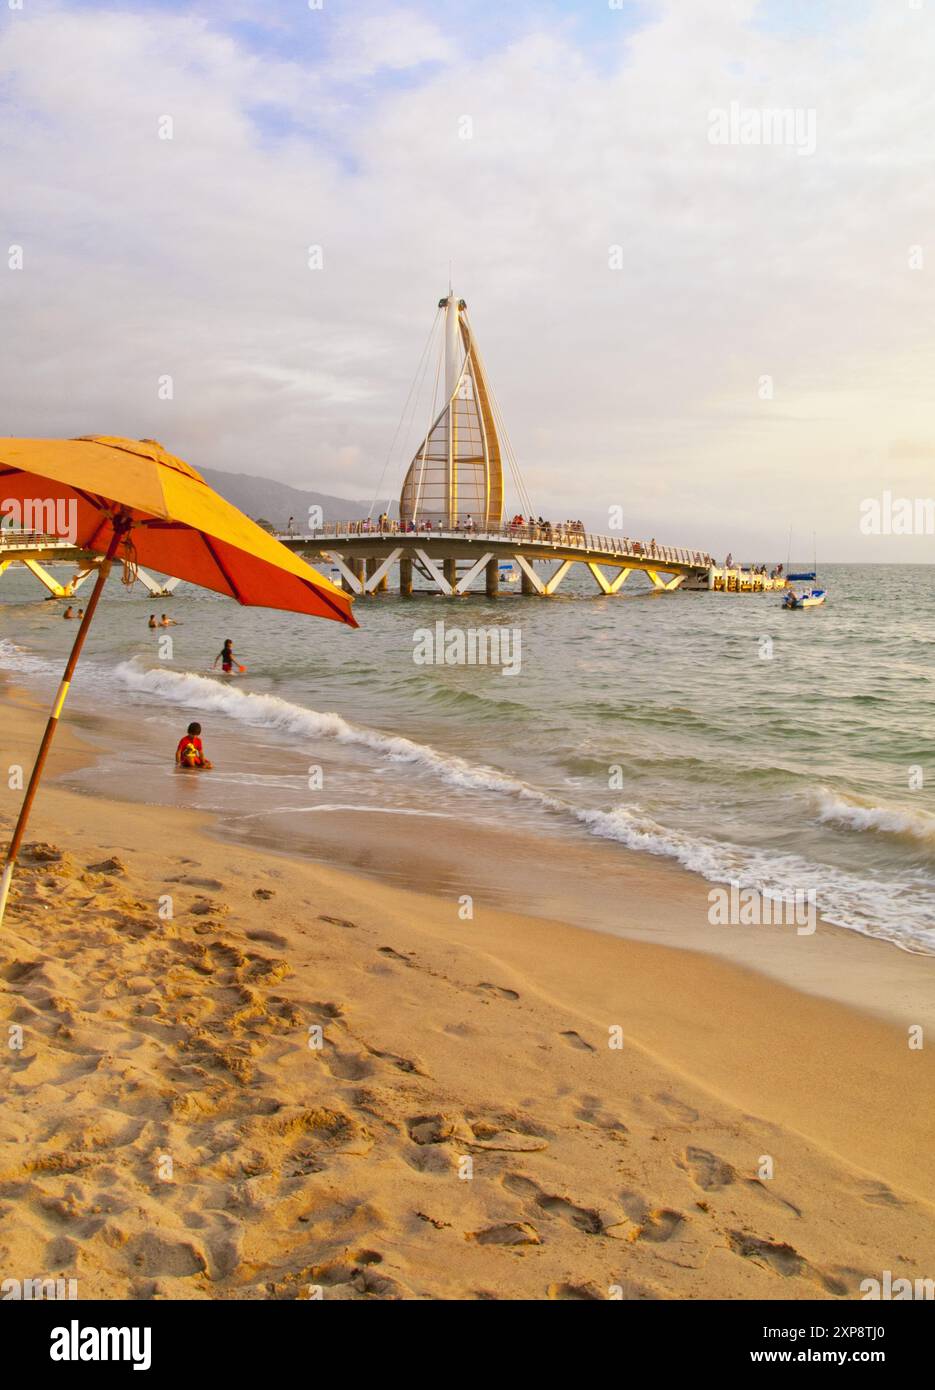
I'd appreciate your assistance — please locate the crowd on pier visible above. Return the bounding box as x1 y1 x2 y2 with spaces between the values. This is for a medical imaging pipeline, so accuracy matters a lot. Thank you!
293 515 786 577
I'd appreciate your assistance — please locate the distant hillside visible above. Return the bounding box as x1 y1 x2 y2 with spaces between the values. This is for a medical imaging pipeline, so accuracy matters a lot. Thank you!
200 467 393 529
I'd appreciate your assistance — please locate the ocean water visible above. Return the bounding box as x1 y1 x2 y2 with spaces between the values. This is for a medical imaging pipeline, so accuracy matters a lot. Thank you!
1 562 933 953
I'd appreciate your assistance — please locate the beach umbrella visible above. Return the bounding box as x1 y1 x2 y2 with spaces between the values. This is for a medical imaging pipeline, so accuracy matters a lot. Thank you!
0 435 357 925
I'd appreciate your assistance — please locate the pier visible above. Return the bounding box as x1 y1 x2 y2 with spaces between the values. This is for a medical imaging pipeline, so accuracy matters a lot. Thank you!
0 530 179 598
0 294 789 603
0 525 787 601
280 522 783 597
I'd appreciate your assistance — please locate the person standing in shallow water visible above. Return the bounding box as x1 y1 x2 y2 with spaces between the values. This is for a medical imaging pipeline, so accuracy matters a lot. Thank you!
214 638 237 674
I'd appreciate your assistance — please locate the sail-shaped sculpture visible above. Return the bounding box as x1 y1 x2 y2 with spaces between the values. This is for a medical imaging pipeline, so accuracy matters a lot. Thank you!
399 295 504 529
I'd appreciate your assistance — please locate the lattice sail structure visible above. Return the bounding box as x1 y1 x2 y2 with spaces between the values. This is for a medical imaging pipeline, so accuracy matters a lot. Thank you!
399 296 504 529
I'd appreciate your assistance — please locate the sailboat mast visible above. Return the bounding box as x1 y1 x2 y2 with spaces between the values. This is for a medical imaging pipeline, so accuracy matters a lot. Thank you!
444 294 459 526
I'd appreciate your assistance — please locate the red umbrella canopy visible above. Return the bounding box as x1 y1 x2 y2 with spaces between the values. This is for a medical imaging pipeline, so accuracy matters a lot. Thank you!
0 435 356 626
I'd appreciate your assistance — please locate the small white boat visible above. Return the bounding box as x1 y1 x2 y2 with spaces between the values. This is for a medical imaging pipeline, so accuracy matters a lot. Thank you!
782 572 826 609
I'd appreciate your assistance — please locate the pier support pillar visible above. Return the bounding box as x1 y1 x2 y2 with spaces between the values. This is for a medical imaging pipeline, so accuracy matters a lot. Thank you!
587 563 632 595
21 558 78 599
364 557 389 593
324 552 363 595
485 557 499 597
134 568 181 598
646 569 686 592
515 554 545 595
399 556 412 597
443 557 457 590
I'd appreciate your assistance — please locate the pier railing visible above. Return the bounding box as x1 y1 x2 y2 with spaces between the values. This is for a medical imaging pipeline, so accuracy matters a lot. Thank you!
276 522 715 569
0 530 80 551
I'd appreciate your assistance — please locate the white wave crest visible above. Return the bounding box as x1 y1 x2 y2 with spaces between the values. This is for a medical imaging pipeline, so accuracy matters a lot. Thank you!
814 788 935 846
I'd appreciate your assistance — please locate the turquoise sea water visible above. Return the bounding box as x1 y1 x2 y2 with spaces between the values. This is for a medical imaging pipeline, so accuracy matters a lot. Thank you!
1 562 933 952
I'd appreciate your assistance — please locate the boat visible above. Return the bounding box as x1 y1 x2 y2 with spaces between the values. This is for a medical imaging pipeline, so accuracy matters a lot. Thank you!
782 572 826 608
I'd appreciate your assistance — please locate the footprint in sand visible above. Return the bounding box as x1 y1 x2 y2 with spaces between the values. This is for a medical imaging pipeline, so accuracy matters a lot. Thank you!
467 1117 549 1153
503 1172 604 1234
560 1030 595 1052
727 1232 848 1294
364 1044 425 1075
406 1112 547 1152
470 1222 541 1246
318 915 358 930
322 1049 374 1082
189 898 229 918
407 1114 466 1145
377 946 412 964
547 1282 605 1300
475 982 519 1001
857 1184 905 1208
632 1092 699 1127
246 929 288 948
628 1208 686 1243
682 1146 735 1191
575 1098 628 1135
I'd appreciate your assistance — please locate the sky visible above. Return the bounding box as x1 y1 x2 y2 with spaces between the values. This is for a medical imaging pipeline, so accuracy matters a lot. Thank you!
1 0 934 561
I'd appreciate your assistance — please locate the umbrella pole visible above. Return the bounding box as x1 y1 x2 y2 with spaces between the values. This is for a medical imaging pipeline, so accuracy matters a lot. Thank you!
0 526 125 928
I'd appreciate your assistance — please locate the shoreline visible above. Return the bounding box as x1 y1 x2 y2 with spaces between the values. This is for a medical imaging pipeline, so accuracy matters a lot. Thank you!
26 668 935 1032
2 682 935 1298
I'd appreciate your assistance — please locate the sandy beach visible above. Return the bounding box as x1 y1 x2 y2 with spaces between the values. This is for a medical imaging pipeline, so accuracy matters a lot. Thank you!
1 683 933 1301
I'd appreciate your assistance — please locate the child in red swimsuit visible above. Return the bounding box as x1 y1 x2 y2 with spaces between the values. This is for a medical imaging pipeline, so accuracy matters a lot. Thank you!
175 722 212 769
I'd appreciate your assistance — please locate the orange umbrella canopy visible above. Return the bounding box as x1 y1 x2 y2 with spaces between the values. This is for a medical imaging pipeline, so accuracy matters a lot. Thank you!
0 435 357 627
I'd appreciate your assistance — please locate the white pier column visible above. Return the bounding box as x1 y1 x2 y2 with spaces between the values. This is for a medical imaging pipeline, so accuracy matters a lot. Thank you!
414 549 454 595
587 563 632 595
322 552 364 595
454 552 494 594
134 568 182 597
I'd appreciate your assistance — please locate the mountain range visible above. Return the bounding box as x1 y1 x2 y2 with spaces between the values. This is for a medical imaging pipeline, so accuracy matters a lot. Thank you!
200 467 392 529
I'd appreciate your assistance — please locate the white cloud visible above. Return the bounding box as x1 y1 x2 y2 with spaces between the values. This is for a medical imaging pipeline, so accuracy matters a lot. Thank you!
328 8 452 79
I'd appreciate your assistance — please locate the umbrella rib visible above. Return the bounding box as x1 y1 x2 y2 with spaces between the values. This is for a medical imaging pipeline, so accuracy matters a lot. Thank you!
74 488 108 511
201 532 243 603
300 577 355 625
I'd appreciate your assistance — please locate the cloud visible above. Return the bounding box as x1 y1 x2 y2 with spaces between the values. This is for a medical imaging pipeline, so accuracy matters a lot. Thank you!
1 0 934 559
328 7 453 79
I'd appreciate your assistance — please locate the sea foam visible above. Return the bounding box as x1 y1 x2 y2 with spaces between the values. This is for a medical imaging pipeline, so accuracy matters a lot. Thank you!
109 661 935 954
814 788 935 847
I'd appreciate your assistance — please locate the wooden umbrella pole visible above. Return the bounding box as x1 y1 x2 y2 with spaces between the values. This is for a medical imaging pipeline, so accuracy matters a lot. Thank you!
0 522 127 927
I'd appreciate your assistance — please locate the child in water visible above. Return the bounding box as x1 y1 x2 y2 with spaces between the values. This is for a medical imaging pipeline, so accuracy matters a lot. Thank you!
214 638 238 674
175 722 212 770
